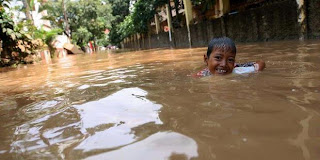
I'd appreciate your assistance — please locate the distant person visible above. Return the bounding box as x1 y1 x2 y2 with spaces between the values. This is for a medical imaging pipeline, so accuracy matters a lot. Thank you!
195 37 265 77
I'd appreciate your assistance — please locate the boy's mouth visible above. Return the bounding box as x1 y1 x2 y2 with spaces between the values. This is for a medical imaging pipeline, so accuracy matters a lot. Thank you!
216 68 228 74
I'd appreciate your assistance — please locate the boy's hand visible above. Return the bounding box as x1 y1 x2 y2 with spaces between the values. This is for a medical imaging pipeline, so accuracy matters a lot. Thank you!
254 60 266 71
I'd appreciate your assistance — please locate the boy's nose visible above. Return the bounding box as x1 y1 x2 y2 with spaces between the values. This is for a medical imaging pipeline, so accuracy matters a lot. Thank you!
220 60 227 67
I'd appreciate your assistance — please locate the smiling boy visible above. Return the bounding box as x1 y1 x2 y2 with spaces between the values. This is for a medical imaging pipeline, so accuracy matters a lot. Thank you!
195 37 265 77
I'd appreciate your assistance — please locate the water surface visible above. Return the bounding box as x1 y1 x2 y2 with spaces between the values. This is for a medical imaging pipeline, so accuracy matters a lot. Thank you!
0 40 320 160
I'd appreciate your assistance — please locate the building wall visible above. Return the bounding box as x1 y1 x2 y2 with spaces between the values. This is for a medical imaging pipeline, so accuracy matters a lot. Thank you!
124 0 317 49
225 0 299 42
307 0 320 38
173 26 189 48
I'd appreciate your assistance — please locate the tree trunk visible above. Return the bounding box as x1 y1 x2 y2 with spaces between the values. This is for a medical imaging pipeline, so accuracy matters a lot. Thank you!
62 0 70 37
22 0 33 22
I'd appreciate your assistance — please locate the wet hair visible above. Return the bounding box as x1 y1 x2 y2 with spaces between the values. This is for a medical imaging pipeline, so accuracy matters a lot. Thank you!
206 37 236 57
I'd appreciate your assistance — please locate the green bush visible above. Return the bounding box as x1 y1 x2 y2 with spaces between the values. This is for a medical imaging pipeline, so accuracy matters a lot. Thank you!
34 28 63 56
0 7 38 66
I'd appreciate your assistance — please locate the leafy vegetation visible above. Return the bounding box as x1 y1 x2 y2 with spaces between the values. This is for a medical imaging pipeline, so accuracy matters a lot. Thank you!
109 0 218 45
68 0 113 47
109 0 167 45
39 0 65 30
1 1 39 66
41 0 113 48
108 0 130 45
34 28 63 56
2 0 195 66
130 0 167 33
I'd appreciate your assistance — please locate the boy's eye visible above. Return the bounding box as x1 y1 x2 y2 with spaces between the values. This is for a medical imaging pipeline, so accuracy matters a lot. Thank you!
214 56 221 60
228 58 235 62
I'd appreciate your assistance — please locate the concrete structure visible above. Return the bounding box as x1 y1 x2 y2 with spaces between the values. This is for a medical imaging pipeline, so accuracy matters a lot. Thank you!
165 4 173 43
182 0 193 47
123 0 320 50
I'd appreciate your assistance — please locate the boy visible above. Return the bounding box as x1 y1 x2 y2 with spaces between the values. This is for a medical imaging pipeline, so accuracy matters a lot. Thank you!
195 37 265 77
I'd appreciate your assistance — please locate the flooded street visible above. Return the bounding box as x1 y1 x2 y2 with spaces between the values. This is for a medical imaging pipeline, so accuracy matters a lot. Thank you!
0 40 320 160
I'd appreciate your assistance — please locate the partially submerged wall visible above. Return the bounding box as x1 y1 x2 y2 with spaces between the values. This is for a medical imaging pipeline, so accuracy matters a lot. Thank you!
225 0 299 42
308 0 320 38
124 0 317 49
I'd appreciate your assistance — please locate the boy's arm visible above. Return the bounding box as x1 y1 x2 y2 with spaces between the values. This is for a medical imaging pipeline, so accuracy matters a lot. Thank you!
235 60 266 71
254 60 266 71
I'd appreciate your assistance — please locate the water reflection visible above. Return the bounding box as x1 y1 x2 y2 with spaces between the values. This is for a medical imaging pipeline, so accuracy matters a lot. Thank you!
74 87 162 151
85 132 198 160
10 88 198 159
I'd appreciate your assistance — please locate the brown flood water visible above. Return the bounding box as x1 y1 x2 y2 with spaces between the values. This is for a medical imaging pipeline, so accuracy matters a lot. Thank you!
0 40 320 160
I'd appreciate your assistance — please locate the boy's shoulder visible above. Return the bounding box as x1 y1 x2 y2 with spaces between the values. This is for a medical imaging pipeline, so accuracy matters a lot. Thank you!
194 67 212 77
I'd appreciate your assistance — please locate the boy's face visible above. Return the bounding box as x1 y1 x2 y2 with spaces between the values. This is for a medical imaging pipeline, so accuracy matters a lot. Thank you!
204 49 236 75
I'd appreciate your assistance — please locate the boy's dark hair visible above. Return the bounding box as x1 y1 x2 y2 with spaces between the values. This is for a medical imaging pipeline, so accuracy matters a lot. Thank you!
207 37 236 57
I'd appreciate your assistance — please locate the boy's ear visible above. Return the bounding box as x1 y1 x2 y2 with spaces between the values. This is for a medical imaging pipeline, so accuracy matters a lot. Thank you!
204 54 208 65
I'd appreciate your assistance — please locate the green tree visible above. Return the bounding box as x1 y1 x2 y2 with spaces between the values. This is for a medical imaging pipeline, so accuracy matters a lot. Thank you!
117 15 134 40
40 0 66 34
67 0 113 47
130 0 166 33
109 0 167 45
71 27 92 47
40 0 113 48
108 0 130 45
